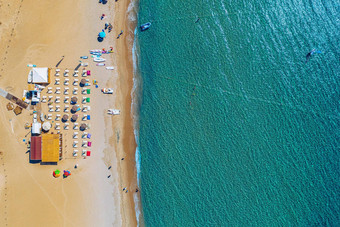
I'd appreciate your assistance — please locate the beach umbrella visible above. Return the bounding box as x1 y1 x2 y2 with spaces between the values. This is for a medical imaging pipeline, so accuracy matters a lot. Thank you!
80 79 86 85
71 106 78 113
99 31 106 38
42 121 51 132
62 114 69 122
53 169 61 178
71 97 78 104
80 123 87 131
71 114 78 122
63 170 71 178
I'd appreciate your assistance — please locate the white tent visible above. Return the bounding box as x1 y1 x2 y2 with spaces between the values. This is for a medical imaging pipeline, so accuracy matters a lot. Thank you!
28 68 49 84
32 122 41 135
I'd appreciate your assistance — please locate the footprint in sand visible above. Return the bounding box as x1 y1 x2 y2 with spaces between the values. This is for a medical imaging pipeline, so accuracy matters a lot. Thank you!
5 86 14 92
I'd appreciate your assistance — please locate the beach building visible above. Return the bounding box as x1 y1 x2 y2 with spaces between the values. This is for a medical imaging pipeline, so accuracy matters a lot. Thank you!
30 136 42 162
31 122 42 135
41 134 63 164
30 134 63 164
28 67 51 84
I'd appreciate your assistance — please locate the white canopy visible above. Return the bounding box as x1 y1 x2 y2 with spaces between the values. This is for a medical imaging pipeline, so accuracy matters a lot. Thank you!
29 68 49 83
32 122 41 135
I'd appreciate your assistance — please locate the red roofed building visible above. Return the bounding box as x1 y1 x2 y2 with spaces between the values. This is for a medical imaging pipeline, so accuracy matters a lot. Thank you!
30 136 42 161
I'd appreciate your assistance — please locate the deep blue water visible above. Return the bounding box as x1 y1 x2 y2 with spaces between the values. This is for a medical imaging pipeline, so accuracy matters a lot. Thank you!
136 0 339 226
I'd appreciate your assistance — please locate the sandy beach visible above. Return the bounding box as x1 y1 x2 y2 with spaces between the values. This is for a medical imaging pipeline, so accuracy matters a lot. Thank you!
0 0 137 226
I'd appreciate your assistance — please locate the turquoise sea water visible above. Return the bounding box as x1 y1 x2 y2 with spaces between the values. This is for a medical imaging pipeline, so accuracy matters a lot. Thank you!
135 0 339 226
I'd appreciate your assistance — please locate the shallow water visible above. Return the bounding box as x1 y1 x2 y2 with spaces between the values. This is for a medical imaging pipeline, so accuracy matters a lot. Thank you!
136 0 339 226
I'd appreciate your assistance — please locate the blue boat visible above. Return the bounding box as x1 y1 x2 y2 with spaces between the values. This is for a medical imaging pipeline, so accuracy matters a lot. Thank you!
140 22 151 31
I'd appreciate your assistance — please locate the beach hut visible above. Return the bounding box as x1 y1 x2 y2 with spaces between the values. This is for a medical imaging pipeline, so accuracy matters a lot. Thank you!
80 123 87 131
71 114 78 122
71 97 78 104
62 114 69 122
42 122 52 132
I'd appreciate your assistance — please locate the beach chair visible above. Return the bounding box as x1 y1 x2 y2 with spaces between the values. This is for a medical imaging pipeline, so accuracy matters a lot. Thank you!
74 70 79 74
64 90 69 95
82 132 88 138
55 72 60 77
55 114 61 121
82 141 88 148
73 71 78 77
64 72 69 77
73 123 79 130
73 150 78 157
82 97 86 104
48 95 53 101
73 132 78 139
56 69 60 72
47 114 52 120
55 98 60 103
55 106 61 112
82 88 87 94
55 78 60 85
64 122 69 130
82 150 86 157
82 114 87 121
73 141 78 148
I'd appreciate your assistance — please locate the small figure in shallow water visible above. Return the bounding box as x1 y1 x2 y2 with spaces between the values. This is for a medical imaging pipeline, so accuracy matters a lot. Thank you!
195 18 200 23
305 49 322 63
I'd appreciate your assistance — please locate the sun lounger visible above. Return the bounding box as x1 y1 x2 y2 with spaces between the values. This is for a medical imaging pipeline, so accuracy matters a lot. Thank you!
56 69 60 72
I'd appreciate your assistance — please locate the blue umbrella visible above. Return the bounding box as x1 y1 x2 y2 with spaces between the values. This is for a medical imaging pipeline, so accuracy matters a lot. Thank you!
99 32 106 38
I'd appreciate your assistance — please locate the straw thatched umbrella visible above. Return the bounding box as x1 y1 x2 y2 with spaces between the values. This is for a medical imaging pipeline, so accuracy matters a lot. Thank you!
80 123 87 131
71 114 78 122
71 97 78 104
6 102 14 110
13 106 22 115
80 79 86 86
62 114 69 122
71 106 78 113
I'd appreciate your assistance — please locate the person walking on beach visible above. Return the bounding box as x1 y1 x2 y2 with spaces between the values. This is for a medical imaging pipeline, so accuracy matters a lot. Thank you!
117 30 123 39
105 22 109 30
101 14 106 20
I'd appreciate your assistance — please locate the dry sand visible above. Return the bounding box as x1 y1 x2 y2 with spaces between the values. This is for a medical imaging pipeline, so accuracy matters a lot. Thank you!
0 0 138 226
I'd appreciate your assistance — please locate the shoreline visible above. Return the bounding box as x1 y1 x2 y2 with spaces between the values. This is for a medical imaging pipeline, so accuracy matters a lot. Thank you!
113 0 141 226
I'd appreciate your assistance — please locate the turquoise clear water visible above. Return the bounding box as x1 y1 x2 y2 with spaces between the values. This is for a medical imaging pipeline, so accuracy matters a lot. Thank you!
135 0 339 226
